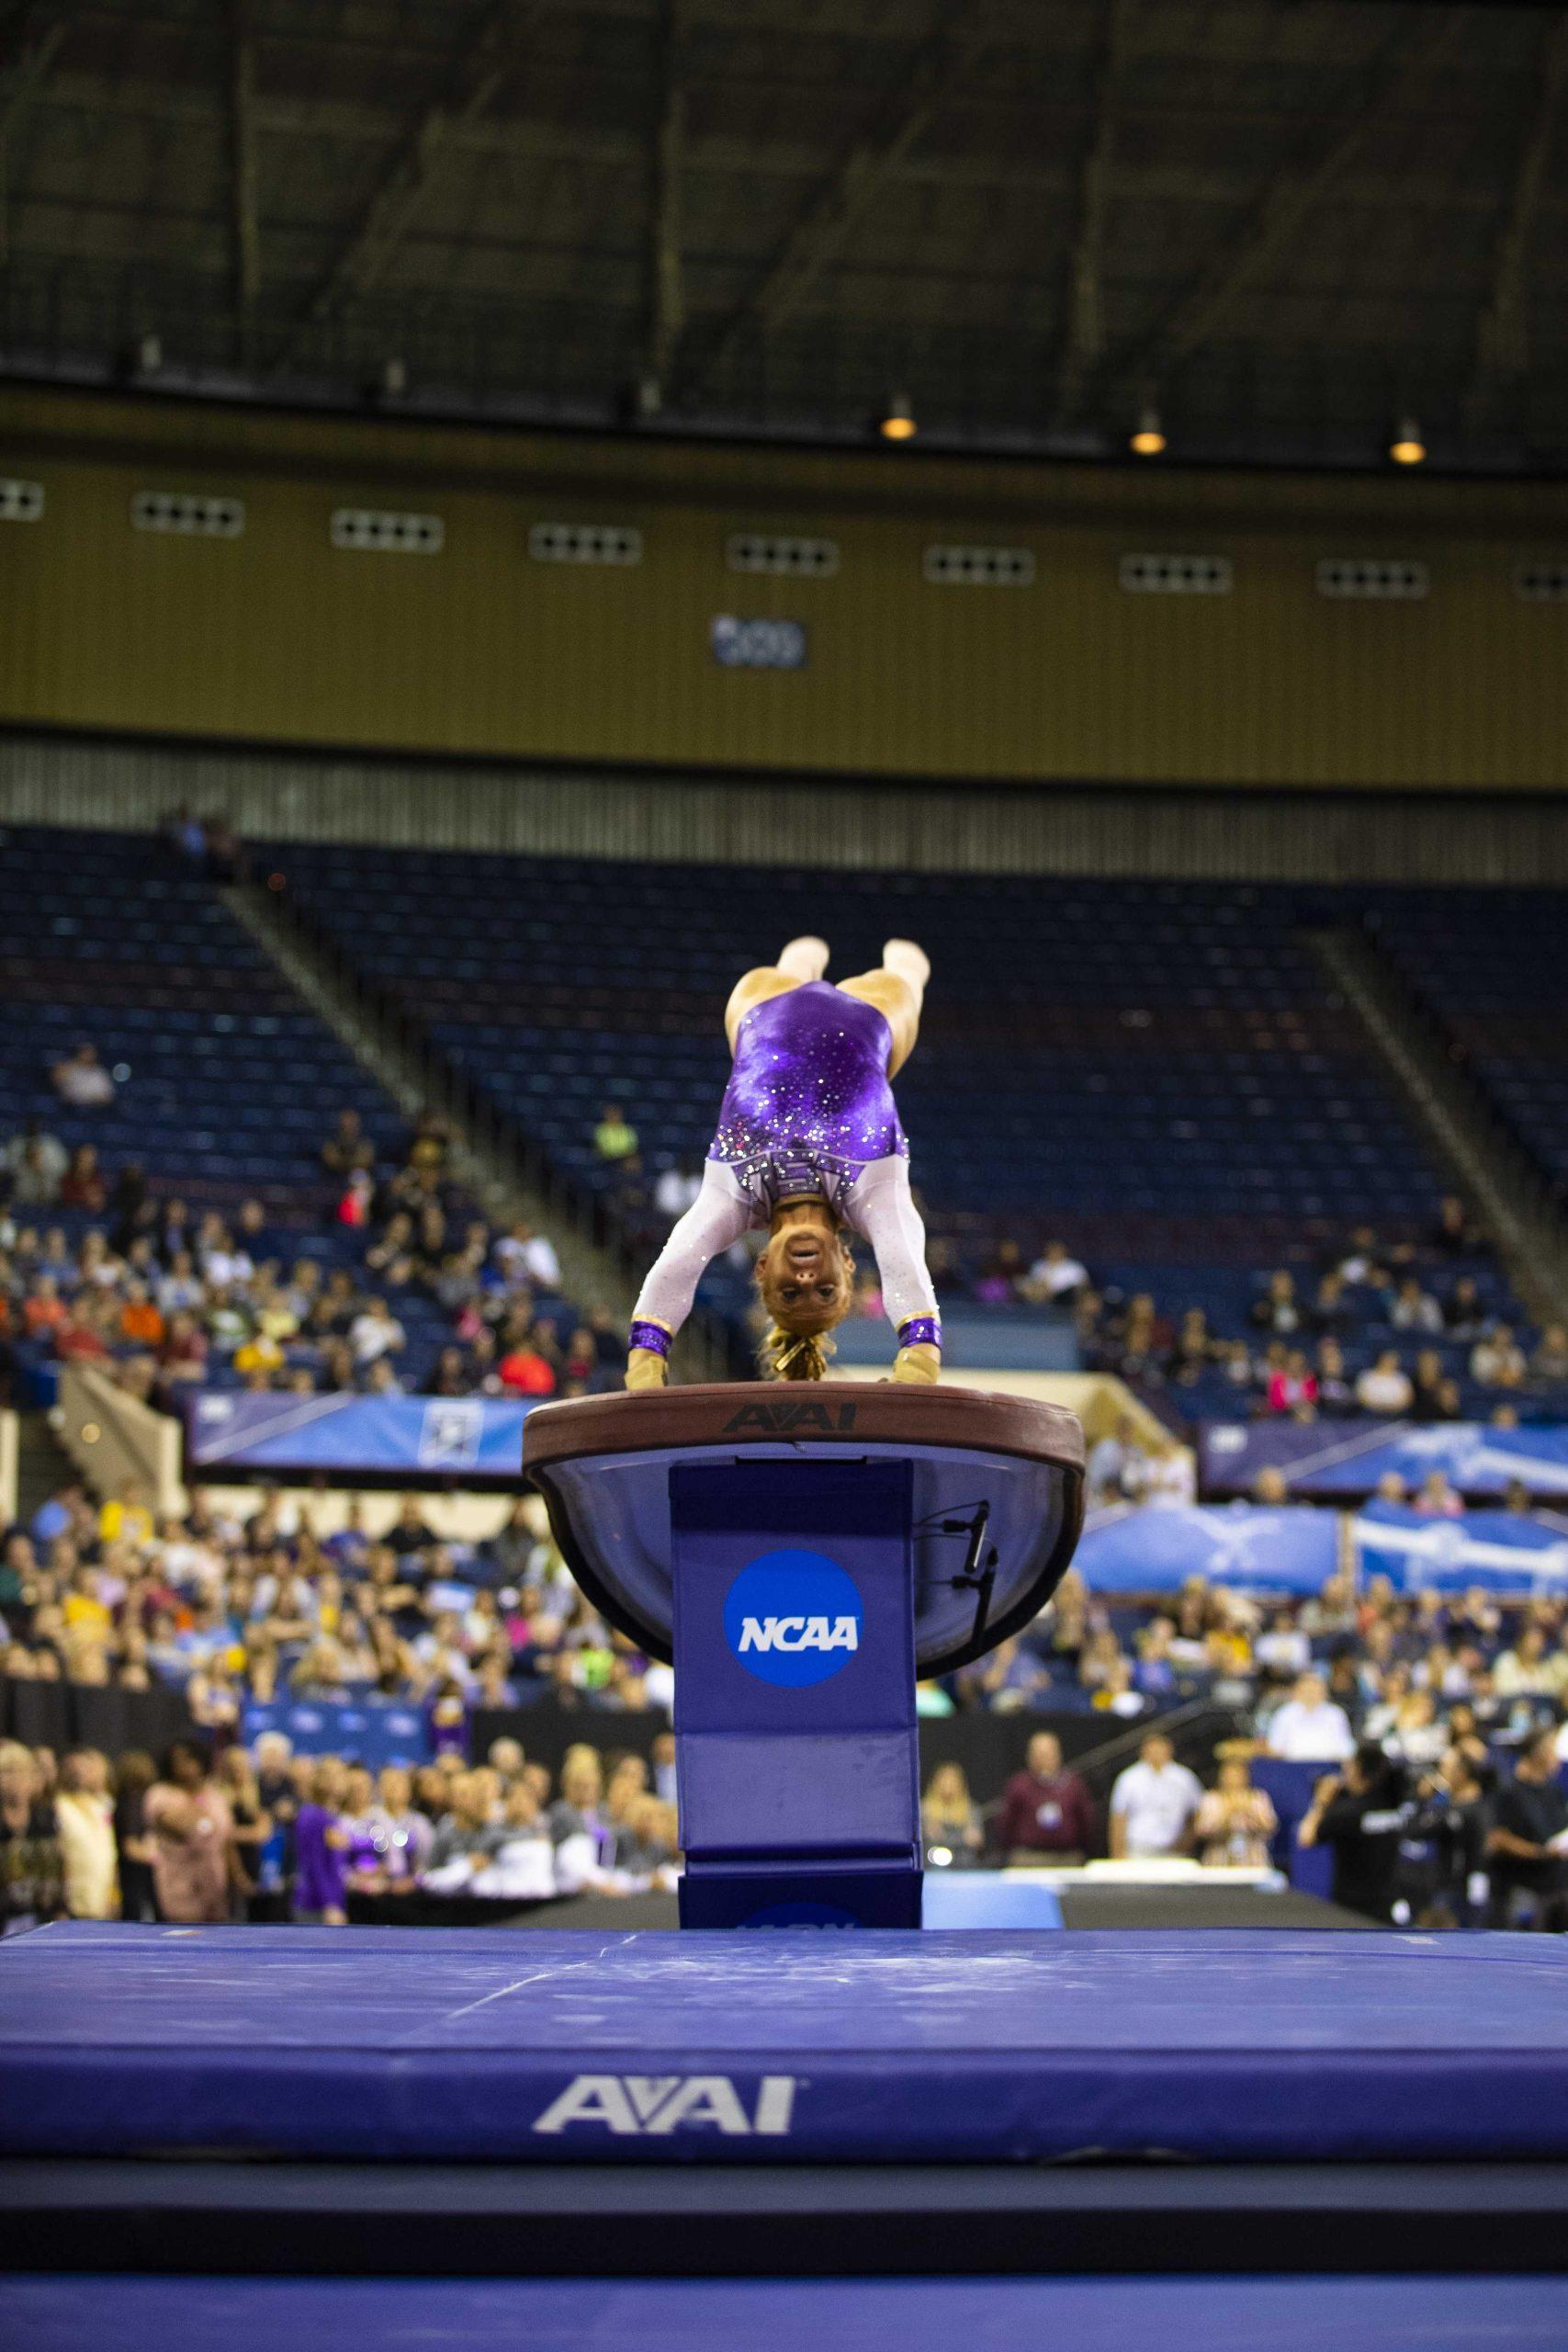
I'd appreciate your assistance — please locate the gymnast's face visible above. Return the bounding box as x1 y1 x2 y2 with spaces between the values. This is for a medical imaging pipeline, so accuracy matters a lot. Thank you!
760 1224 852 1336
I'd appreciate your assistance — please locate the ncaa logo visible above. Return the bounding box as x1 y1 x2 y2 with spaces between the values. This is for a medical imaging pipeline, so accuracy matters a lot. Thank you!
723 1548 863 1689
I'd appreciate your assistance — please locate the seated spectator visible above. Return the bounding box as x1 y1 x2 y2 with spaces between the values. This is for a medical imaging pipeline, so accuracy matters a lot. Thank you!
1472 1324 1527 1390
1443 1275 1487 1340
423 1770 507 1892
592 1103 638 1163
1022 1240 1089 1306
144 1738 232 1924
58 1145 107 1212
1356 1350 1413 1415
1266 1669 1356 1763
1533 1324 1568 1386
469 1781 558 1900
51 1041 115 1108
994 1732 1096 1865
1108 1731 1202 1860
1412 1469 1462 1520
1431 1195 1481 1256
654 1162 702 1225
974 1239 1026 1305
3 1119 67 1204
1250 1270 1302 1337
1390 1275 1442 1334
1086 1414 1150 1507
920 1762 984 1867
1488 1726 1568 1929
1265 1348 1316 1416
1253 1607 1310 1682
493 1219 561 1292
1313 1337 1356 1415
1494 1624 1568 1701
1193 1758 1278 1869
1408 1350 1452 1423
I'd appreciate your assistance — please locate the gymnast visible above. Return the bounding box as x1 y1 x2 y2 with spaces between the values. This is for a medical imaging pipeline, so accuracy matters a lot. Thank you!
626 934 941 1388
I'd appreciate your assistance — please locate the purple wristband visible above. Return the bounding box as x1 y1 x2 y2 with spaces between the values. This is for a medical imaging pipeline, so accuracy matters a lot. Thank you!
628 1320 671 1359
898 1316 942 1351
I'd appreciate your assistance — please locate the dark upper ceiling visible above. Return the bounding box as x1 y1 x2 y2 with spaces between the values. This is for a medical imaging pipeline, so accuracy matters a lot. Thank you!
3 0 1567 473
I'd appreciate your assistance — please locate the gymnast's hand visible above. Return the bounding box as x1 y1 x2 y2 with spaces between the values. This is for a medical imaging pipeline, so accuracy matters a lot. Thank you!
626 1347 669 1392
892 1342 940 1385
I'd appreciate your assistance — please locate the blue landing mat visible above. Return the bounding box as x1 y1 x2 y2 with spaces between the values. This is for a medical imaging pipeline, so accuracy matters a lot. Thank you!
4 1924 1568 2164
5 2278 1568 2352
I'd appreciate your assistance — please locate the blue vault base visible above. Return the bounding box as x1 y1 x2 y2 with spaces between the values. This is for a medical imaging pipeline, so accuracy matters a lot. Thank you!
5 1923 1568 2165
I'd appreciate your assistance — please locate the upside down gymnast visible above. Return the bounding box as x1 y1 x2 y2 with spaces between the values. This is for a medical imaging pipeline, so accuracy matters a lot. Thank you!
626 934 941 1388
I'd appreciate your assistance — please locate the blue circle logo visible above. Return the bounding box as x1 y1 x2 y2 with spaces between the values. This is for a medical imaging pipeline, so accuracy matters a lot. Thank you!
723 1548 863 1688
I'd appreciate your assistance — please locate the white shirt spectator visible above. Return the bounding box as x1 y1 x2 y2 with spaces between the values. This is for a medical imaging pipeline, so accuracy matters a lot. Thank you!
494 1225 561 1290
350 1304 406 1366
1356 1359 1413 1414
1028 1246 1089 1300
203 1246 254 1290
52 1046 115 1106
1267 1696 1356 1762
1110 1758 1203 1857
655 1166 703 1223
1254 1626 1312 1678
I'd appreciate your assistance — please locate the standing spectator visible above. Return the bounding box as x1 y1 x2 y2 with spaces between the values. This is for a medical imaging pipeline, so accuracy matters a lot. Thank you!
0 1739 64 1932
1487 1727 1568 1929
1266 1670 1356 1762
144 1738 233 1924
113 1750 159 1923
1297 1743 1408 1922
1193 1758 1278 1869
1108 1731 1202 1860
55 1748 119 1919
592 1103 638 1163
920 1762 984 1867
994 1732 1097 1864
292 1757 353 1925
320 1109 365 1178
51 1041 116 1108
1356 1351 1413 1415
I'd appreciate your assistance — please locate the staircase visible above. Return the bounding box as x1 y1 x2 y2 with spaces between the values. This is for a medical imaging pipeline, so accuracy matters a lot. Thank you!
225 880 735 1383
13 1408 77 1524
1312 925 1568 1328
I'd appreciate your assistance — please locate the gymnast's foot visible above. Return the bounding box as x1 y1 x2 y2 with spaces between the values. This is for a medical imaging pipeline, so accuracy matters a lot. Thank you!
883 938 931 990
779 934 830 981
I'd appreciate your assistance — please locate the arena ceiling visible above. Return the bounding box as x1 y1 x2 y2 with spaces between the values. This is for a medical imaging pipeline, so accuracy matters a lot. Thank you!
2 0 1567 473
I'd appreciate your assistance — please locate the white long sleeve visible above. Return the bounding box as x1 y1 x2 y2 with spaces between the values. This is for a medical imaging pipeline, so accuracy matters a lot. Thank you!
632 1159 754 1338
842 1155 939 1340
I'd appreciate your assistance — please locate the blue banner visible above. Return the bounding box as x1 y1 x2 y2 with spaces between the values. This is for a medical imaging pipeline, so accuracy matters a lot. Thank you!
240 1697 434 1767
1353 1500 1568 1595
1076 1503 1338 1596
186 1391 533 1479
1201 1418 1568 1500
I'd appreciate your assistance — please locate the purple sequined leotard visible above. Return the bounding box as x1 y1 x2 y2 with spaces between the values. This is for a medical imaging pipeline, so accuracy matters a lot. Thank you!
710 981 906 1201
629 978 938 1359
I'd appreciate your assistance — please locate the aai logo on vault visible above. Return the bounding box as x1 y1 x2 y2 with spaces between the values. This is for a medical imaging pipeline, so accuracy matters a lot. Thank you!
723 1548 863 1688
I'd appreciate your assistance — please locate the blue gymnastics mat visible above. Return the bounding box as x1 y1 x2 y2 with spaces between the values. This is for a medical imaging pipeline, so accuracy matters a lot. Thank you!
4 1923 1568 2165
5 2277 1568 2352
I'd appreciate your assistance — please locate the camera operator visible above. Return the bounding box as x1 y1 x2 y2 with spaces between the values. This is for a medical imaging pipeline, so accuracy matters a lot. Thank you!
1297 1741 1411 1921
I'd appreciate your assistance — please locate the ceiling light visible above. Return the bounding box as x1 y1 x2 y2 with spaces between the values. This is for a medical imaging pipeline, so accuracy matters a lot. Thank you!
878 393 917 443
1129 404 1166 458
1389 418 1426 466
